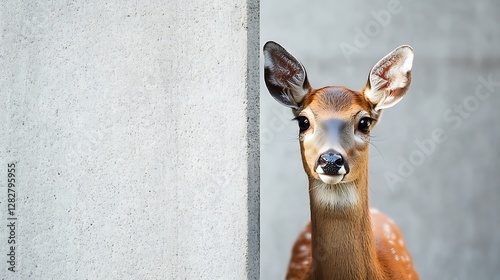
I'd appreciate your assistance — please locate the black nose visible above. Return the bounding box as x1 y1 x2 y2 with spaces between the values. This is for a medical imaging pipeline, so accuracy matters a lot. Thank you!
317 152 349 175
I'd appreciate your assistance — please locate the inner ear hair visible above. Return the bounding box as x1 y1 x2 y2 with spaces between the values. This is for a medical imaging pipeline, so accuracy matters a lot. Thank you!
263 41 311 109
364 45 414 111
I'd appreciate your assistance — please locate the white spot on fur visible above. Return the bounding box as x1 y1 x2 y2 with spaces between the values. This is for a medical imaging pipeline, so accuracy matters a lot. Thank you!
297 245 309 257
311 181 358 209
304 232 311 240
383 223 397 241
383 223 391 234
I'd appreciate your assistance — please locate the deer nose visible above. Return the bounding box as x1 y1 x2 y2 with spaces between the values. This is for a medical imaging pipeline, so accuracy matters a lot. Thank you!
317 152 349 175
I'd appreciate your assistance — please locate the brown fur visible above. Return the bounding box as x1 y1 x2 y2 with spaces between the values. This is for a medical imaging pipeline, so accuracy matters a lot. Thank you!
286 87 418 280
263 41 417 280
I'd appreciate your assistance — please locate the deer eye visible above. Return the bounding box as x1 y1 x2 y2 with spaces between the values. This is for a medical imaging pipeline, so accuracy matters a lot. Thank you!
358 117 373 133
294 116 310 132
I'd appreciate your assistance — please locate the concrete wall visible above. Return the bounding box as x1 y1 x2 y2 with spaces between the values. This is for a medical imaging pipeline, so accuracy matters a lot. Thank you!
0 1 259 279
261 0 500 279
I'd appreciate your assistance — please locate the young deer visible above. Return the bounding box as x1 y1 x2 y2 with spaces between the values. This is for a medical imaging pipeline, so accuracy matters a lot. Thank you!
263 41 418 280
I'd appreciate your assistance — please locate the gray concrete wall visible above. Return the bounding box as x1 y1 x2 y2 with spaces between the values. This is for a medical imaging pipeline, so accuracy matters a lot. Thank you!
0 1 259 279
261 0 500 279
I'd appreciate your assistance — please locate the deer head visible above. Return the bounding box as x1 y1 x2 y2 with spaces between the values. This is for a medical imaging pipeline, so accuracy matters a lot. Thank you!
263 41 414 209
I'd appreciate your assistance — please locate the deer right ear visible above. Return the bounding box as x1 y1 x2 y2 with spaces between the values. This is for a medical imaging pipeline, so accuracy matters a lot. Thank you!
364 45 414 111
263 41 312 109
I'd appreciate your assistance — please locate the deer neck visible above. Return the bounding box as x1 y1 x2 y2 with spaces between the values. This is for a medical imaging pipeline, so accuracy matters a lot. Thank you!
308 173 382 280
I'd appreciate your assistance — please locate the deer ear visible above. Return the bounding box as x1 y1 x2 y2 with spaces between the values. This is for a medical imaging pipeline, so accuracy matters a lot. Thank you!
263 41 312 109
364 45 414 111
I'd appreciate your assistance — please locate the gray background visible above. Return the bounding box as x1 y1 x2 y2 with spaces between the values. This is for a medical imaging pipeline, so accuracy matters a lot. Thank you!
261 0 500 279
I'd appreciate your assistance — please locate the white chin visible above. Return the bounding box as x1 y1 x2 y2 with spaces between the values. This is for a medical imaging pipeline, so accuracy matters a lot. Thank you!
318 174 344 185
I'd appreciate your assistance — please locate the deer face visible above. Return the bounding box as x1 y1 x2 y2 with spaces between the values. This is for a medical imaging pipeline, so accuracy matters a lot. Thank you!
264 41 414 187
294 86 377 185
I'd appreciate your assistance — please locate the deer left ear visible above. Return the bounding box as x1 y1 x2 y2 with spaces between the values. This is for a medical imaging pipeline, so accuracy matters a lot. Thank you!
263 41 311 109
364 45 414 111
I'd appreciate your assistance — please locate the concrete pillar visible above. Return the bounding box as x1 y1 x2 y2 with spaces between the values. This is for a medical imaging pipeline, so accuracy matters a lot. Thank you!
0 1 259 278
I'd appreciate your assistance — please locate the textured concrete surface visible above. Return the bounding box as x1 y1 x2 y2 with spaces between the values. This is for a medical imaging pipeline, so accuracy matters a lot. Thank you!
261 0 500 279
0 1 259 279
